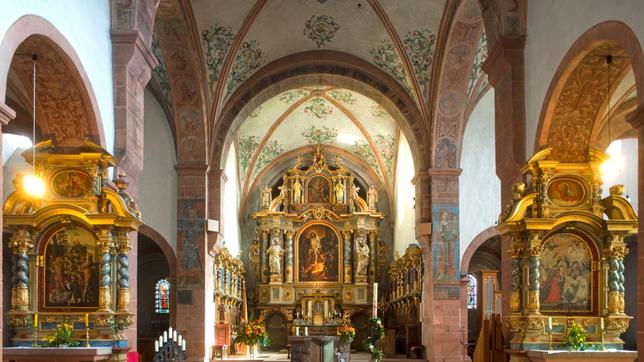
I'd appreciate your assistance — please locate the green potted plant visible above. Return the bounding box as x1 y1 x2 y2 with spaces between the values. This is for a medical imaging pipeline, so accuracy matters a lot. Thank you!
563 322 587 351
234 318 270 359
45 323 81 347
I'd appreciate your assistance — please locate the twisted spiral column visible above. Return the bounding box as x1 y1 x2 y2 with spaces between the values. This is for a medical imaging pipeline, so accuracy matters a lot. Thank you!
605 240 628 314
285 230 294 283
508 245 522 313
260 230 269 283
368 231 377 283
9 229 33 312
97 228 114 311
342 230 353 283
115 229 131 312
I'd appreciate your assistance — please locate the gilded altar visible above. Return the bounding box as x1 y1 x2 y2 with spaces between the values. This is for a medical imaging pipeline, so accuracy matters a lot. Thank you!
249 146 385 331
3 140 142 347
497 148 638 350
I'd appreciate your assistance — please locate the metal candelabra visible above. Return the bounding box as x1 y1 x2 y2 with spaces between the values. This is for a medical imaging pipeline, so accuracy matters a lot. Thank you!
153 327 187 362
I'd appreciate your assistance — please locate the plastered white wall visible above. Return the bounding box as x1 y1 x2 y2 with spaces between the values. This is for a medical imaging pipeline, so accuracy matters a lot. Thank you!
393 132 417 257
223 143 241 256
459 91 500 260
0 1 114 151
602 138 638 215
139 90 177 250
525 0 644 158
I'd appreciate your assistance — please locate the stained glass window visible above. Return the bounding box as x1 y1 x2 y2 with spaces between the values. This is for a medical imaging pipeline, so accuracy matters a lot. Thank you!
155 279 170 314
467 274 477 309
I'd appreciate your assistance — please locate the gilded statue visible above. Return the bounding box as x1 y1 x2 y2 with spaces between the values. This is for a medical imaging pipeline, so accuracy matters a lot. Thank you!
267 240 284 275
261 185 272 209
334 181 344 204
355 234 370 277
293 178 303 204
367 185 377 211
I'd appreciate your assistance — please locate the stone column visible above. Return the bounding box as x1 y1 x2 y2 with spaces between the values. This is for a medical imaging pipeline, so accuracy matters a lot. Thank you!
97 228 114 311
627 107 644 361
9 229 33 312
260 230 269 283
285 230 294 284
368 231 377 283
483 36 527 334
114 230 131 312
0 104 15 362
342 230 352 283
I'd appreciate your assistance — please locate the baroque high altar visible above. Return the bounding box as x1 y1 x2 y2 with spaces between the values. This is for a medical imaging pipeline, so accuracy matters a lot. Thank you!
250 145 384 332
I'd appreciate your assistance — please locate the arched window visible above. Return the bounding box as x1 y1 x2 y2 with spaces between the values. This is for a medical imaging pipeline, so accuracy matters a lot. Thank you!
467 274 477 309
155 279 171 314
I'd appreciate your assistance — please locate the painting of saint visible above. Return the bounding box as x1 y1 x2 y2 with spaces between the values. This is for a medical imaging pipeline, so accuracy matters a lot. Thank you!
297 223 339 282
307 176 330 203
539 233 592 313
547 178 585 207
44 227 98 309
432 204 459 281
52 170 92 197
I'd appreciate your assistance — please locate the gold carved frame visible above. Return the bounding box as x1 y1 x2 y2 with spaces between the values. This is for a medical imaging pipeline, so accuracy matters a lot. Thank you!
294 220 343 285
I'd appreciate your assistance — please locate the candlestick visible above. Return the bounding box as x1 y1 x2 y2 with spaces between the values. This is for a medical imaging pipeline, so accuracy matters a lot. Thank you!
85 325 90 347
32 313 38 347
155 340 159 352
85 313 89 328
163 331 168 343
373 283 378 318
599 318 606 351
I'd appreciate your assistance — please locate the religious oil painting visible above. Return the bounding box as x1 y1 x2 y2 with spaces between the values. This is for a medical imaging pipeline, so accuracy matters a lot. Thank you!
52 170 93 197
539 233 593 313
307 175 330 203
297 223 340 282
432 204 459 282
43 227 99 309
547 178 586 207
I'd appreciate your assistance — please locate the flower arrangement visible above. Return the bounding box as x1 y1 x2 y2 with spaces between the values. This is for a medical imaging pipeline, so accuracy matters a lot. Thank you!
363 318 384 362
336 320 356 344
45 323 81 347
234 318 271 348
563 322 587 351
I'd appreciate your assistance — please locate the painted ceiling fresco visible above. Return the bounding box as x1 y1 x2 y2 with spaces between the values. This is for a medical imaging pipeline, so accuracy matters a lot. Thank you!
193 0 446 107
235 87 399 196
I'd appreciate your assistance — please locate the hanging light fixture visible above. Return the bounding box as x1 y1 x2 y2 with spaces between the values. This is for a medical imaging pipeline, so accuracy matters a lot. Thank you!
600 54 624 179
23 54 46 198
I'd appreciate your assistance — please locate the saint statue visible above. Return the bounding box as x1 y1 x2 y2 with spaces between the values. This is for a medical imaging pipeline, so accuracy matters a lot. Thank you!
355 234 370 276
334 181 344 204
293 178 303 204
267 240 284 275
367 185 377 211
261 185 272 210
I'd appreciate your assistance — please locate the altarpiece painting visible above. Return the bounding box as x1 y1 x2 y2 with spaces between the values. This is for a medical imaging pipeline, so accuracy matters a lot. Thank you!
296 223 340 283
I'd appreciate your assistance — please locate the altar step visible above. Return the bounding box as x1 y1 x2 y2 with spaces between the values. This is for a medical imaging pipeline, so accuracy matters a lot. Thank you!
218 352 426 361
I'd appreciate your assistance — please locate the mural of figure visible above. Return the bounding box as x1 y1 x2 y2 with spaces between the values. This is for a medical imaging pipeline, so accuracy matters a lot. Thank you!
179 201 204 271
267 240 284 275
293 178 303 204
436 138 457 168
367 185 377 211
334 181 344 203
433 207 457 281
261 185 272 209
355 234 370 276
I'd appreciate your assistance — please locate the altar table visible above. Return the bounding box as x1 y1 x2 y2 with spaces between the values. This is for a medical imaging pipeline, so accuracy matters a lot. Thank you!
508 350 637 362
288 336 337 362
3 347 113 362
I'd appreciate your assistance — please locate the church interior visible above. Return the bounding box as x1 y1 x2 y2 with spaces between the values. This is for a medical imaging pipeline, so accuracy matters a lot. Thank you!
0 1 644 362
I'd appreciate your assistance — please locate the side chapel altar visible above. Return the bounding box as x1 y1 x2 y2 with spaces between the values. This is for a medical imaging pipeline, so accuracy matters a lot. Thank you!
249 146 384 338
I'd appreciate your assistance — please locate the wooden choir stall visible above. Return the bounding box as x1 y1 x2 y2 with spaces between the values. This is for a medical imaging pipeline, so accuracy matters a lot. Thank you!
248 146 386 359
497 148 638 361
3 141 142 361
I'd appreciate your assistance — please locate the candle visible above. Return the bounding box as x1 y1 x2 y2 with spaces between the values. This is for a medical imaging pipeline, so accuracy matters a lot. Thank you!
178 335 182 346
169 326 173 337
159 336 163 347
182 339 186 351
34 313 38 327
305 327 308 336
296 327 300 336
173 331 177 341
548 317 552 331
373 283 378 318
163 331 168 343
600 317 604 330
85 313 89 328
155 340 159 352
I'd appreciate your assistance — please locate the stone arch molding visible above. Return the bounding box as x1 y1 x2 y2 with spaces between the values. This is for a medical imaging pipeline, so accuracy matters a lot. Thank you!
210 50 429 174
536 21 644 160
0 15 105 147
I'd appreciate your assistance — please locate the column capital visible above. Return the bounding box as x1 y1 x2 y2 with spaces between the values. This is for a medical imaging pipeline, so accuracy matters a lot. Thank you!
482 35 526 87
0 102 16 125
